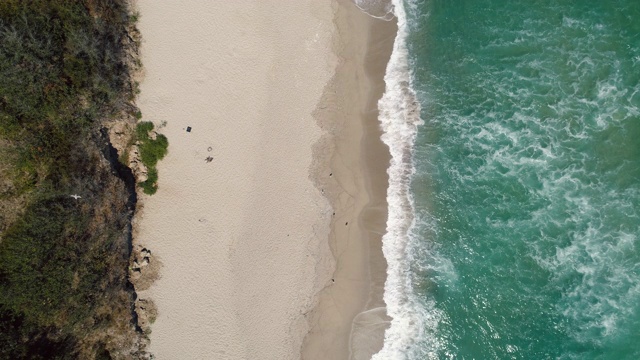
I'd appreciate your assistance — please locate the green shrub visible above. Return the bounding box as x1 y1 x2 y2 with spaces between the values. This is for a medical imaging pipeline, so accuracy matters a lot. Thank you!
140 134 168 168
135 122 168 195
135 121 154 140
139 167 158 195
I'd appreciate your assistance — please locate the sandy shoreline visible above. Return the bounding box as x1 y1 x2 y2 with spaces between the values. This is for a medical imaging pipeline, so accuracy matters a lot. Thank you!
303 3 396 359
133 0 396 359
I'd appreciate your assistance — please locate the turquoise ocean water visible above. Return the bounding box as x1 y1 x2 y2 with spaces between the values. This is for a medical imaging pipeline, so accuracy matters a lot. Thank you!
372 0 640 359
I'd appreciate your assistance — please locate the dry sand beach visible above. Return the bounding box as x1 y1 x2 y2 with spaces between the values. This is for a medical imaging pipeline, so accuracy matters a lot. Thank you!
134 0 396 359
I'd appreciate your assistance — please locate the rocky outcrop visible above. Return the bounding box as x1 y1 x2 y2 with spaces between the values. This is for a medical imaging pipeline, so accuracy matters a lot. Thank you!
135 298 158 334
130 245 160 292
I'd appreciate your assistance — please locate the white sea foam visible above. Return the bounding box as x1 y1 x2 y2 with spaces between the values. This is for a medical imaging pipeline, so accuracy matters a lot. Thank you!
353 0 395 21
371 0 428 359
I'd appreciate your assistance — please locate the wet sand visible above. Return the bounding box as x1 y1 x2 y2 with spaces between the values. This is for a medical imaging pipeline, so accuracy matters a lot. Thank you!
303 2 397 359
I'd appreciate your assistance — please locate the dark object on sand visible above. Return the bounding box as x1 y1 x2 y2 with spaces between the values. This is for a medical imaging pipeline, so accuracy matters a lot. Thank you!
186 126 192 132
205 156 213 163
207 146 212 152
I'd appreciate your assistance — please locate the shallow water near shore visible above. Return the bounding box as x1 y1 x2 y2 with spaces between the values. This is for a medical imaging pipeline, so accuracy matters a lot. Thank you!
376 0 640 358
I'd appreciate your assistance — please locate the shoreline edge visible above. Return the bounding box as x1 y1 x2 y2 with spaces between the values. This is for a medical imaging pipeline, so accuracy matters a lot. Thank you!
303 1 398 359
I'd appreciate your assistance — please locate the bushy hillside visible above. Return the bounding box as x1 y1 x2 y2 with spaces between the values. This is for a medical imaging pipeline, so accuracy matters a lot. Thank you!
0 1 148 358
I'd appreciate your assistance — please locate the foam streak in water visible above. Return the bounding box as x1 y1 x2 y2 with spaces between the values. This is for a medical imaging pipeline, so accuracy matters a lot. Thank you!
352 0 395 20
372 0 425 358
